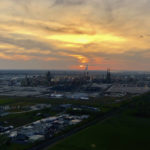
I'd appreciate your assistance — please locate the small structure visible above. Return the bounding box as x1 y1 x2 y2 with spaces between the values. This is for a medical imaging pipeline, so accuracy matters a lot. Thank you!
29 135 45 142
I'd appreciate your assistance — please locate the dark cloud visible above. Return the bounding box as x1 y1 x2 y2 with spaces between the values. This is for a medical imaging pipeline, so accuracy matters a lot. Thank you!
53 0 86 6
2 18 95 35
41 24 95 35
0 35 52 51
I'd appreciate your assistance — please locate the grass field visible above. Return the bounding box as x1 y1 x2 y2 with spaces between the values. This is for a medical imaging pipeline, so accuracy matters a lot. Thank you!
0 96 116 128
46 95 150 150
0 108 58 127
0 96 122 108
46 115 150 150
0 143 32 150
0 94 144 150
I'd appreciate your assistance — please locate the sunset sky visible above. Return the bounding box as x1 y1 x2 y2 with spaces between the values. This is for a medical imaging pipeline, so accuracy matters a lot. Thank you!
0 0 150 70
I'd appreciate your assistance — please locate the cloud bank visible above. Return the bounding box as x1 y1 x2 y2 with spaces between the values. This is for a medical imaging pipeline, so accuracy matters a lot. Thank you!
0 0 150 70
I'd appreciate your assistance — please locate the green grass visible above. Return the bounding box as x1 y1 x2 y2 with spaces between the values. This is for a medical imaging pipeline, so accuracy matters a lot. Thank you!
47 115 150 150
0 143 32 150
0 108 58 127
0 95 119 128
0 96 121 107
0 98 16 105
46 97 150 150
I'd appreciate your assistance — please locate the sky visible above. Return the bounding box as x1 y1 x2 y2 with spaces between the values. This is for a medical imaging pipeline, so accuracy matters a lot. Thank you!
0 0 150 70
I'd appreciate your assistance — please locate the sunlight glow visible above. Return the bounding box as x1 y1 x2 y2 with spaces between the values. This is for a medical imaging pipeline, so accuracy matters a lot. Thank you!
70 54 89 63
79 65 85 68
47 33 126 44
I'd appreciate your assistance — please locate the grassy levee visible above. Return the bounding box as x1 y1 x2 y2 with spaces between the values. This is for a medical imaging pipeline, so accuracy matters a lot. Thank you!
45 92 150 150
47 116 150 150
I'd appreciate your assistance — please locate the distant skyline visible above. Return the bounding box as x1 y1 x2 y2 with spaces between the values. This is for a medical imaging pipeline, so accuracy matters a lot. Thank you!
0 0 150 70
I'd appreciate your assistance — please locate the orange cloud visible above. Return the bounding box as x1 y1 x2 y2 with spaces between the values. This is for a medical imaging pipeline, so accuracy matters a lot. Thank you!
0 52 58 62
65 54 88 64
0 53 33 61
70 54 88 63
40 57 58 61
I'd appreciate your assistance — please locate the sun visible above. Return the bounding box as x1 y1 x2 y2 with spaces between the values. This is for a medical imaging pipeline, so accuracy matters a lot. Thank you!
79 65 85 68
